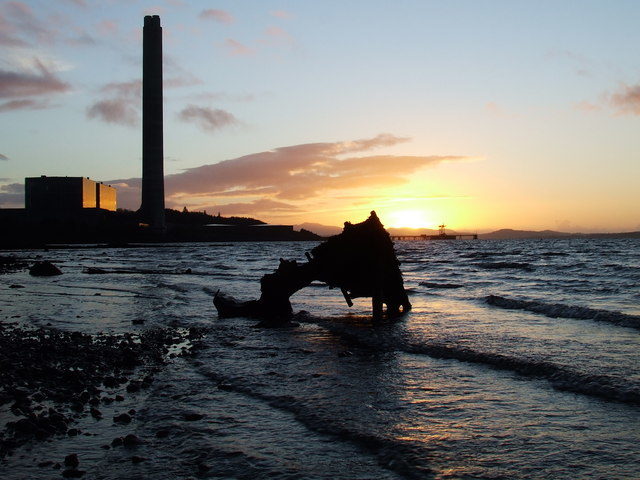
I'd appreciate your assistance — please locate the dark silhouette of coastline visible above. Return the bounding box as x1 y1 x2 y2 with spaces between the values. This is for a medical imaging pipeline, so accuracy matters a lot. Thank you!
0 208 320 249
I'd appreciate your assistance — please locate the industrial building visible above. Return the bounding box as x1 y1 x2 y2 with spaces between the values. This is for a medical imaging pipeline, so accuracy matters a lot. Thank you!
25 176 117 214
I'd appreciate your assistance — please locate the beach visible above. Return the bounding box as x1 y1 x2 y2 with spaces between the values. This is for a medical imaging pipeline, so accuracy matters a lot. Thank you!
1 239 639 479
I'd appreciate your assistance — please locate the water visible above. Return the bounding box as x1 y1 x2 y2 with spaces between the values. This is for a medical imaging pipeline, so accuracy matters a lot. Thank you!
1 238 639 479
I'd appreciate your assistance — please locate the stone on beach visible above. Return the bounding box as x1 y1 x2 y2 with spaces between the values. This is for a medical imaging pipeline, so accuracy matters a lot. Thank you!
28 261 62 276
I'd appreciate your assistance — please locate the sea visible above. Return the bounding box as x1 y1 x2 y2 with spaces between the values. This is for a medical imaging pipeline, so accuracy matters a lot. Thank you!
1 238 639 480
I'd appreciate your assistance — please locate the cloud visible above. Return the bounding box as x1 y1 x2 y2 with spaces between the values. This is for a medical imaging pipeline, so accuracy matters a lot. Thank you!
573 100 601 113
221 38 254 56
0 182 23 207
609 83 640 115
0 2 56 46
0 60 70 99
199 9 234 24
87 98 139 126
0 153 8 160
0 98 50 112
86 80 140 127
108 134 469 214
97 19 118 37
178 105 238 132
270 10 294 19
262 26 293 45
201 199 300 216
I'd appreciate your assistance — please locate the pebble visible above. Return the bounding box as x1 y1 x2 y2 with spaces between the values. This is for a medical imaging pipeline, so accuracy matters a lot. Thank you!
62 469 85 478
123 434 142 447
183 413 204 421
64 453 79 468
113 413 131 424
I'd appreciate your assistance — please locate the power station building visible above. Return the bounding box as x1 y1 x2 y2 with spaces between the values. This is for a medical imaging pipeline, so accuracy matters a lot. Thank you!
25 176 117 214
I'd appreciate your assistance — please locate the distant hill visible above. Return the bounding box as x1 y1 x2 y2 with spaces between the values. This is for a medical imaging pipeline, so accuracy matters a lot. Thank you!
294 222 640 240
295 223 343 237
480 229 640 240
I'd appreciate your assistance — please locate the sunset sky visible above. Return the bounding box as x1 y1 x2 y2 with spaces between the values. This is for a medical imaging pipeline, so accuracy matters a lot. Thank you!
1 0 639 232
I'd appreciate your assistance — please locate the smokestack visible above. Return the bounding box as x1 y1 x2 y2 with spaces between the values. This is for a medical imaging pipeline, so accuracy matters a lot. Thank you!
140 15 165 232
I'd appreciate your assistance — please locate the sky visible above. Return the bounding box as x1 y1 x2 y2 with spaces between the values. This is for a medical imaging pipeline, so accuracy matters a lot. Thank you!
1 0 639 232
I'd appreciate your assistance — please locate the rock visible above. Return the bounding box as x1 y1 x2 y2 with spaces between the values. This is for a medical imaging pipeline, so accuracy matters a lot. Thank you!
128 409 136 416
103 376 119 388
100 444 110 450
62 469 85 478
9 284 24 289
111 437 123 447
90 408 102 419
67 429 79 437
13 418 37 434
132 319 145 325
115 395 125 402
84 267 107 274
182 413 204 421
113 413 131 424
64 453 79 468
29 261 62 276
131 455 146 463
123 434 142 447
126 382 140 393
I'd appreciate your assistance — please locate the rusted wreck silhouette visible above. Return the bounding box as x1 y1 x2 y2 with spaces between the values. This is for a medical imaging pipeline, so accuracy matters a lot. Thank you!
214 211 412 325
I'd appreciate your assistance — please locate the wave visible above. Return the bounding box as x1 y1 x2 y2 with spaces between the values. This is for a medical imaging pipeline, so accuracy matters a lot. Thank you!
485 295 640 330
419 282 463 289
199 367 434 479
300 317 640 407
475 262 534 271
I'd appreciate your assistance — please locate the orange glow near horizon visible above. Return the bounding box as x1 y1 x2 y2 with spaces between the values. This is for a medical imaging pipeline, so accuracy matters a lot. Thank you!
387 209 437 229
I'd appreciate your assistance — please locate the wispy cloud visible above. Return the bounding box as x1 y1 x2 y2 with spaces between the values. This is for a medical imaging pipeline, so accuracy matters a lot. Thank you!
0 2 56 46
178 105 238 132
270 10 294 19
0 98 50 112
201 198 300 216
86 80 140 127
87 63 200 127
262 26 293 46
0 60 69 98
97 19 119 37
108 134 469 216
199 9 234 24
609 83 640 115
87 98 138 126
221 38 254 56
0 182 23 207
0 59 70 112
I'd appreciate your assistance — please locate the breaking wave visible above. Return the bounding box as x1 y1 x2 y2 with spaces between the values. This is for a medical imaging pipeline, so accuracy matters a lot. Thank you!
199 368 434 479
475 262 534 271
419 282 463 289
302 317 640 407
485 295 640 330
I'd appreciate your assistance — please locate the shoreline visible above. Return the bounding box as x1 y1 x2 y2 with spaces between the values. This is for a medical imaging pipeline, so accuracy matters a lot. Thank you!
0 320 206 475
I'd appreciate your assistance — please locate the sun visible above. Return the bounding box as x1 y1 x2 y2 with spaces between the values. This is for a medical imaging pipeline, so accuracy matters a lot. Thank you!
387 210 434 229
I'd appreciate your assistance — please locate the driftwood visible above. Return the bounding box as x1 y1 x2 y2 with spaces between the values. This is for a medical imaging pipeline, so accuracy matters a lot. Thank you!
214 211 411 325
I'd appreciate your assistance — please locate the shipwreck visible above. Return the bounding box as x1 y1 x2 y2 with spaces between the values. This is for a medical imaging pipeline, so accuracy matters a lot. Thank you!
213 211 412 325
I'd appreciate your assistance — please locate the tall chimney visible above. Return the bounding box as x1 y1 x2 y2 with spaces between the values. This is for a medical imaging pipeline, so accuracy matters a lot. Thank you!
140 15 165 232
